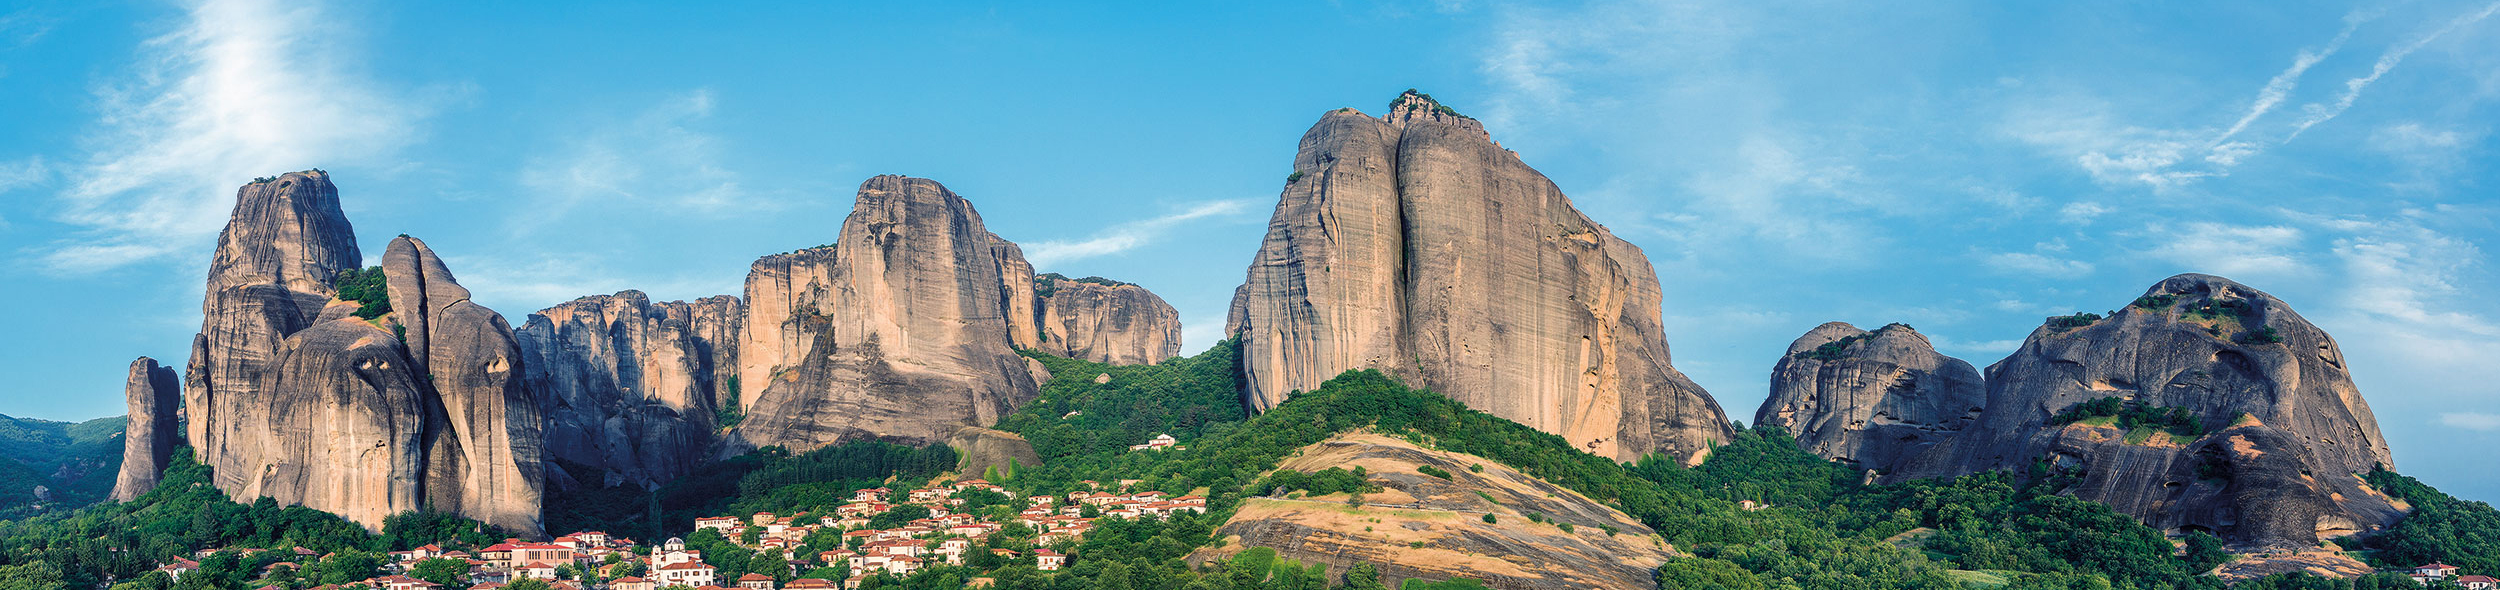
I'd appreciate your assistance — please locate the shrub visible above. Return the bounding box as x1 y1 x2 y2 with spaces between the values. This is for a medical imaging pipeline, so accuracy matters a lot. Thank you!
2046 312 2103 331
1481 513 1496 524
1417 465 1453 480
2235 327 2284 345
1287 170 1304 183
1795 333 1871 361
2132 294 2178 310
334 266 392 320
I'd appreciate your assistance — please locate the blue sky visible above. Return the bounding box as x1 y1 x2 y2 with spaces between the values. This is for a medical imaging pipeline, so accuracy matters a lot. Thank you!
4 0 2499 500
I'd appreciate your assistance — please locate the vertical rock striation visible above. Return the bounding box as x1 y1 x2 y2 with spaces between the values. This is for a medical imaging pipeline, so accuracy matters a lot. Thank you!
382 236 545 536
181 172 543 534
728 176 1043 452
1895 274 2400 550
1033 274 1183 365
186 171 363 498
1230 91 1733 462
1755 322 1986 469
518 291 740 488
110 357 180 501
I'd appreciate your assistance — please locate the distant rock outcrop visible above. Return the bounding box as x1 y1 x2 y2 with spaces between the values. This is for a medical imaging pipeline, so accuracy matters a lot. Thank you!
1192 433 1676 590
382 237 544 535
946 426 1042 482
110 357 180 501
1755 322 1986 469
1033 274 1182 365
1896 274 2401 550
729 176 1044 452
518 291 740 488
1228 91 1732 462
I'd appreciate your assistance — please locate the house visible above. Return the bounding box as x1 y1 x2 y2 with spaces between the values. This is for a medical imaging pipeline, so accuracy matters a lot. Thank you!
752 512 778 525
511 544 574 568
154 558 200 581
654 561 718 588
1035 549 1067 571
2415 564 2462 580
885 556 925 576
478 542 517 564
1128 434 1178 451
2459 575 2498 590
786 579 836 590
696 517 743 532
738 572 778 590
572 531 610 547
843 575 869 590
374 576 440 590
608 576 655 590
517 562 558 580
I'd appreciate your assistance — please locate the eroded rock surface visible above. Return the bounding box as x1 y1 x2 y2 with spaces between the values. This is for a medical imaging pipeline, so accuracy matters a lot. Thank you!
519 291 740 488
1755 322 1986 469
729 176 1041 452
110 357 180 501
186 171 363 499
1229 91 1732 462
383 237 544 536
1895 274 2400 550
1033 274 1181 365
947 426 1043 482
1192 433 1676 590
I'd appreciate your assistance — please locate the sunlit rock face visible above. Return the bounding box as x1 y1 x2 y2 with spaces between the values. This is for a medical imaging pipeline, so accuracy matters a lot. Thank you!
1895 274 2402 550
1757 322 1986 470
1229 91 1733 463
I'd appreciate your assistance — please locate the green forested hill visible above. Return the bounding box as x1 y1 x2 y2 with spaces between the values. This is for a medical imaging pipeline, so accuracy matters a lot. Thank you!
0 414 126 516
1 343 2494 589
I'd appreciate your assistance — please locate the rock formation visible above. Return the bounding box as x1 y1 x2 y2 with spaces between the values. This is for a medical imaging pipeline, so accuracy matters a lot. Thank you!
1228 91 1732 462
109 357 180 501
729 176 1044 452
946 426 1043 482
518 291 740 488
1895 274 2401 550
185 171 363 499
181 172 543 534
1192 433 1676 590
382 236 545 535
1755 322 1986 469
1033 274 1182 365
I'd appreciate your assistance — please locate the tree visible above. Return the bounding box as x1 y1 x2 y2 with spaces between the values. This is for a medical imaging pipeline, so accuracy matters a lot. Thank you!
409 557 468 587
506 579 555 590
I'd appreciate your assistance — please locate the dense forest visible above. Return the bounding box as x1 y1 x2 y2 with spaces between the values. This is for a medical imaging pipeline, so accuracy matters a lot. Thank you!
2 340 2498 589
0 414 126 517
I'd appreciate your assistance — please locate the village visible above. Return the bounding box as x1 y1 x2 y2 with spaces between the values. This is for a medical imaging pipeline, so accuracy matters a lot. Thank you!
137 472 1208 590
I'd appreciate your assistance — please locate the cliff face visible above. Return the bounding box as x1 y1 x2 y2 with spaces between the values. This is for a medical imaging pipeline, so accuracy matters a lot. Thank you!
1229 92 1733 462
382 237 545 535
110 357 180 501
182 173 543 534
1755 322 1986 469
728 176 1044 452
518 291 740 488
1034 274 1182 365
186 171 363 498
1192 433 1676 590
1897 274 2400 550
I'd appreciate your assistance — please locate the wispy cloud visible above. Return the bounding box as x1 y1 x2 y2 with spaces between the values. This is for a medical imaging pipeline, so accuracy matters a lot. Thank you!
1024 200 1251 269
2215 13 2371 144
44 0 420 274
2291 1 2500 139
520 89 761 217
2137 222 2310 281
2441 412 2500 432
1982 251 2094 277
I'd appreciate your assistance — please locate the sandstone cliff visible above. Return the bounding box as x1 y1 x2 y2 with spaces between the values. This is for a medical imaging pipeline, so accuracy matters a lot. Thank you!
946 426 1043 482
518 291 740 488
1033 274 1182 365
1191 433 1676 590
182 172 544 534
1755 322 1986 469
1229 91 1732 462
109 357 180 501
1896 274 2401 550
728 176 1044 452
185 171 363 498
383 236 545 535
